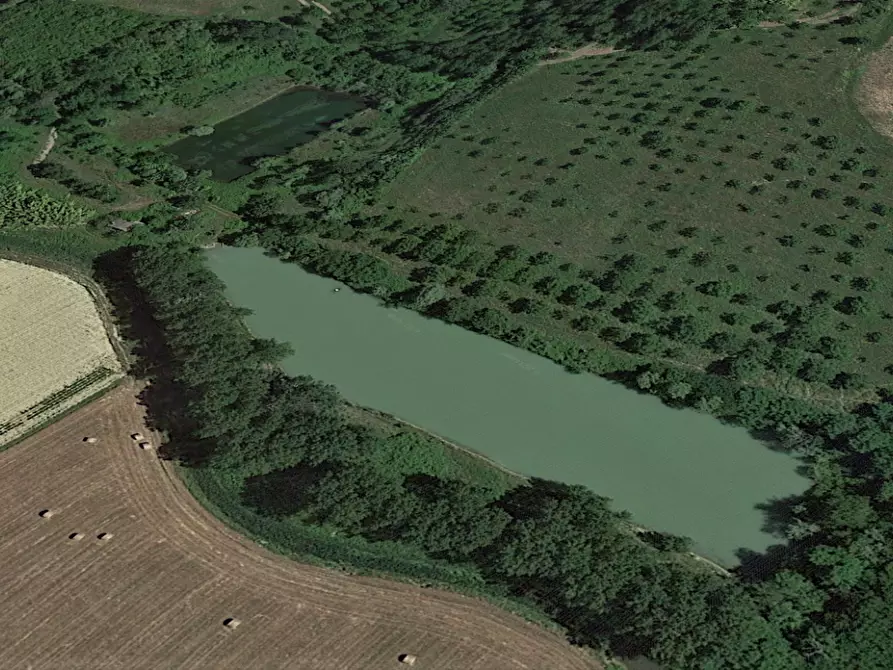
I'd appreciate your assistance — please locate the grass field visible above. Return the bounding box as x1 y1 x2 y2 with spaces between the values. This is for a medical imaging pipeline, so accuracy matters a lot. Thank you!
0 382 599 670
0 260 123 445
858 35 893 140
375 19 893 393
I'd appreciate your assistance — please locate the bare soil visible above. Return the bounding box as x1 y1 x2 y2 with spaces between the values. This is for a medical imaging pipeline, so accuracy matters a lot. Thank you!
757 5 859 28
541 44 621 66
0 382 600 670
30 128 57 165
858 37 893 141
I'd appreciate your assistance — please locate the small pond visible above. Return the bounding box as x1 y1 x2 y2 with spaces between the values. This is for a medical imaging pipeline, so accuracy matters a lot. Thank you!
167 88 364 182
207 246 811 566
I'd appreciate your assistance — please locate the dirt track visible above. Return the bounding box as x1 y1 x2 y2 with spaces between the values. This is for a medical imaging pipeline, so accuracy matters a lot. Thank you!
541 44 621 66
0 382 600 670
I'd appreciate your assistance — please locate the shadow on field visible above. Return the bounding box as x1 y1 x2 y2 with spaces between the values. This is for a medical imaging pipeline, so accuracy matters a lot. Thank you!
93 247 218 466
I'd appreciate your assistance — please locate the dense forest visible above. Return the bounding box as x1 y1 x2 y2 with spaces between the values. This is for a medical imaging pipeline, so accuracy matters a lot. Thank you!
3 0 893 666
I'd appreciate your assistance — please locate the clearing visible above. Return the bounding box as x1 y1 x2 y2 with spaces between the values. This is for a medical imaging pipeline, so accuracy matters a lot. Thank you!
0 260 122 446
0 382 599 670
858 36 893 140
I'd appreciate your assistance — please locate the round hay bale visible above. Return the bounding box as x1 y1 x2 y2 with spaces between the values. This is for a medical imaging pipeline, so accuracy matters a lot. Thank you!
398 654 417 666
97 532 114 541
138 441 154 451
83 437 98 444
131 432 145 441
223 618 241 629
38 509 54 519
69 532 84 541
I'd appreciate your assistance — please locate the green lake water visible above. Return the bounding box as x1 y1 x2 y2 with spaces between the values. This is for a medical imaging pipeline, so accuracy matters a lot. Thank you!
167 88 364 182
207 246 810 566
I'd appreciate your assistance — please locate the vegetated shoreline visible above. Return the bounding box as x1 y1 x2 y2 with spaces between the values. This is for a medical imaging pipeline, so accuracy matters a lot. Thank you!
355 404 530 481
1 0 891 665
1 382 600 670
210 259 737 573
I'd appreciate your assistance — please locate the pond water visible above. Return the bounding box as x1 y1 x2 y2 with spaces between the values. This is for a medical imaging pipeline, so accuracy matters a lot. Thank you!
206 246 810 566
167 88 364 182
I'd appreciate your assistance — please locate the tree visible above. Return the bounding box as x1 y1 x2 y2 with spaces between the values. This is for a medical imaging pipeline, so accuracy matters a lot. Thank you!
490 480 641 612
183 124 215 136
400 475 509 559
755 571 826 632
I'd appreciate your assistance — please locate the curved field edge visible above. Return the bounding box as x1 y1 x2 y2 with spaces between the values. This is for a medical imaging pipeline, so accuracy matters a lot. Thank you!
0 236 605 663
0 382 601 670
178 465 572 630
0 258 125 447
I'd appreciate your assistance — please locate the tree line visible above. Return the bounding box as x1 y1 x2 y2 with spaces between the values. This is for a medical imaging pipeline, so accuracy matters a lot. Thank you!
123 242 893 668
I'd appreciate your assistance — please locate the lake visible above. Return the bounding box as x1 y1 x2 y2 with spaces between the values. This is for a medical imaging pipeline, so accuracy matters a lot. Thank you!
206 246 810 566
167 88 364 182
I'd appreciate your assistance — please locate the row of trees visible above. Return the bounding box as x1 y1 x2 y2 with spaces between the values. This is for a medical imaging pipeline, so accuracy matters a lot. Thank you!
125 243 893 668
237 200 877 391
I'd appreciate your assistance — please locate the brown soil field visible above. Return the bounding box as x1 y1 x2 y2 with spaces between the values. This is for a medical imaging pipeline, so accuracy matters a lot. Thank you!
0 381 601 670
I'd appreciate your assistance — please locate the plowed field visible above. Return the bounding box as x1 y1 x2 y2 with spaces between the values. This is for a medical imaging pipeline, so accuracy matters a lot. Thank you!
0 382 600 670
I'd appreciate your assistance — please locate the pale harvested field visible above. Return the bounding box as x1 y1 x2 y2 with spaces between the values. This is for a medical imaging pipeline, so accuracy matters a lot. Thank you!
0 382 601 670
0 260 122 445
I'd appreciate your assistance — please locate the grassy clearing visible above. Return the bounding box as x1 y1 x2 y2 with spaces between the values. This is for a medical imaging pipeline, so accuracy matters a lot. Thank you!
379 20 893 390
111 75 296 144
0 180 95 228
0 227 119 272
857 35 893 140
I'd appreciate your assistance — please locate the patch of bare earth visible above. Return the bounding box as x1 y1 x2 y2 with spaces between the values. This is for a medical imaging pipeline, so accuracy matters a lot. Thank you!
541 44 621 66
757 5 859 28
858 37 893 140
0 382 600 670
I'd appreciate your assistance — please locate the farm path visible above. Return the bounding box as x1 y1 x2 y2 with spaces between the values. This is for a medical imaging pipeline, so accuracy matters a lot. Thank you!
540 6 860 66
0 381 601 670
757 5 860 27
30 128 57 165
541 44 622 66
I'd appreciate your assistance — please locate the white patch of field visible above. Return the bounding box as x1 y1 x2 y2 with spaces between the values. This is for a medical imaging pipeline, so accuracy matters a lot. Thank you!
0 260 123 446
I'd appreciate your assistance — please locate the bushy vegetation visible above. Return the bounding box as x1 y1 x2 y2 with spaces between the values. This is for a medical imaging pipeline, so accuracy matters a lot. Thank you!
0 179 94 228
284 19 893 397
124 243 893 669
0 0 788 226
5 0 893 666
